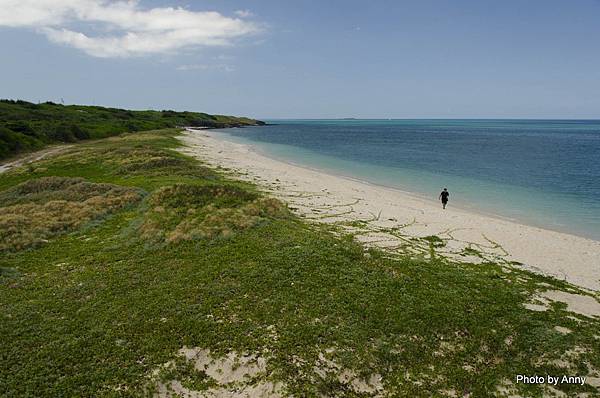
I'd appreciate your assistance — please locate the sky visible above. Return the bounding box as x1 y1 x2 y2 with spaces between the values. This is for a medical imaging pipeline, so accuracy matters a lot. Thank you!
1 0 600 119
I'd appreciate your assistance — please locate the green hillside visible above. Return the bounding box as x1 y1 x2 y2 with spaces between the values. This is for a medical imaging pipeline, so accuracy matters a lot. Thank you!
1 129 598 397
0 100 264 159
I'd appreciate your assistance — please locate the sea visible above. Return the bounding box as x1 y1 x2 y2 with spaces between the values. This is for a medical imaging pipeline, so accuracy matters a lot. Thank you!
215 119 600 241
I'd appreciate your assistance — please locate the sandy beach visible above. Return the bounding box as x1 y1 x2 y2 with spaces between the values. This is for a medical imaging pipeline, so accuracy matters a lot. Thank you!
180 129 600 292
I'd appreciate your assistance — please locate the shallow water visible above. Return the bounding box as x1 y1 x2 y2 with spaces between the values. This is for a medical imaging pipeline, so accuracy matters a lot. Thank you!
217 119 600 240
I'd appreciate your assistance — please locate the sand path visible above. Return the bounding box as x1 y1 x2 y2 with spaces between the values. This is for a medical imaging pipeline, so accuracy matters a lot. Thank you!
0 145 71 175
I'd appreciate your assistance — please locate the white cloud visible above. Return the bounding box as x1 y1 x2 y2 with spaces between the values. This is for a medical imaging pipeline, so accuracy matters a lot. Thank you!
0 0 261 58
234 10 254 18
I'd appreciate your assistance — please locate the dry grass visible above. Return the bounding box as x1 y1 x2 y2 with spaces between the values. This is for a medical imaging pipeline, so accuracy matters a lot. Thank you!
167 198 288 243
0 177 143 252
148 184 259 209
138 183 288 244
107 146 212 177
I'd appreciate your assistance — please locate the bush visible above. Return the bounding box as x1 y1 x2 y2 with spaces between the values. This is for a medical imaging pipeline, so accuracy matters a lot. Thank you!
70 124 90 140
4 121 35 136
48 123 77 142
0 177 144 252
139 183 288 244
0 99 263 159
0 127 42 157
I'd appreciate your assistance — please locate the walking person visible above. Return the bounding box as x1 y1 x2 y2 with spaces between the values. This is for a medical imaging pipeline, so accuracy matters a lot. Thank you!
439 188 449 209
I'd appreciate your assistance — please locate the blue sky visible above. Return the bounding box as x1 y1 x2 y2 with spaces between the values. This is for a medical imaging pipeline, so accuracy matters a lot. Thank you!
1 0 600 119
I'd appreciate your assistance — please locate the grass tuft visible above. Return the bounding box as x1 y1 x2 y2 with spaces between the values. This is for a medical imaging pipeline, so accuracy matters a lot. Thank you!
0 176 143 251
139 184 289 244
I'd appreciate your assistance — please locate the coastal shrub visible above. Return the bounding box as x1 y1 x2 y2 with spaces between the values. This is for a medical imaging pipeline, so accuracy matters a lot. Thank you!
47 123 90 142
149 184 259 209
139 183 288 244
0 177 144 252
70 124 90 140
0 99 263 159
73 144 215 178
4 121 36 136
48 123 77 142
120 155 186 172
0 127 43 158
116 149 192 175
167 198 289 243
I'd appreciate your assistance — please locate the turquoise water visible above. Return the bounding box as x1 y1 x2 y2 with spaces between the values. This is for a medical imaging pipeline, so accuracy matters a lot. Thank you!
215 120 600 240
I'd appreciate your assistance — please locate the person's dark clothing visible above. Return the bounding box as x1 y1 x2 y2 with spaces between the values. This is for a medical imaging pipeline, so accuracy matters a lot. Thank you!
440 191 449 203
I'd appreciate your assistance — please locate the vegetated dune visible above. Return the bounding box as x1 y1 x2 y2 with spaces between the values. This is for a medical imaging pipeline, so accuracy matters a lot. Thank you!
1 130 599 397
0 99 264 159
0 177 144 252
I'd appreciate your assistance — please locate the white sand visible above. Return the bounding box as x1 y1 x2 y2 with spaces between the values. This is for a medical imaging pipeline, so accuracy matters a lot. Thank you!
179 129 600 292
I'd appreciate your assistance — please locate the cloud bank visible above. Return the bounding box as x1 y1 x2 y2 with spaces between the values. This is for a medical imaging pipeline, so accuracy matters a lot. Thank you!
0 0 260 57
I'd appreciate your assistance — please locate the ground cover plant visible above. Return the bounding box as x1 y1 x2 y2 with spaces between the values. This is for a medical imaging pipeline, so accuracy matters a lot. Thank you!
1 129 599 397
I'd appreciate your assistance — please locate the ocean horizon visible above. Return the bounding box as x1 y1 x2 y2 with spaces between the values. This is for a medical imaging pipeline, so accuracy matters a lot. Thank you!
217 119 600 241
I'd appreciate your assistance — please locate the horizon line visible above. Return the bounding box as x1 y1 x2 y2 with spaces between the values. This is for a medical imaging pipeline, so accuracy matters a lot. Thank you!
259 117 600 121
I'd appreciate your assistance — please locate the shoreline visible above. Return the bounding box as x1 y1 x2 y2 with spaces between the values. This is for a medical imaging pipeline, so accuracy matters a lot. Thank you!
213 128 599 242
181 129 600 291
208 128 600 243
232 136 579 237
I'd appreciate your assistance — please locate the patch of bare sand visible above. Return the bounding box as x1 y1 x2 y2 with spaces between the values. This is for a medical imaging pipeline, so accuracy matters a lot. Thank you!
154 348 283 398
524 290 600 318
178 130 600 292
315 349 384 395
153 347 386 397
542 290 600 317
554 326 572 335
179 347 268 386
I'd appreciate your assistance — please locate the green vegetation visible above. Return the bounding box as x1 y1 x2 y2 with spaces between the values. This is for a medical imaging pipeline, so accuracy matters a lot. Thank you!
1 130 599 397
0 99 264 159
0 177 144 252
